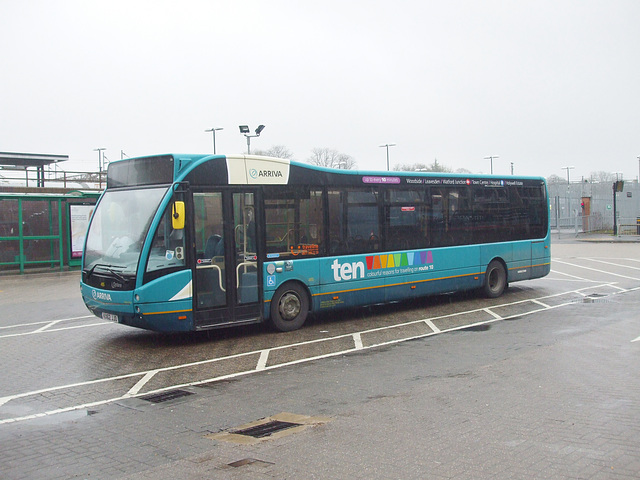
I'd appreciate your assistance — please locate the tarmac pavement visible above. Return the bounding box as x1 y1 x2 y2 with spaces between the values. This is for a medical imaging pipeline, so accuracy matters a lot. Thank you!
2 282 640 479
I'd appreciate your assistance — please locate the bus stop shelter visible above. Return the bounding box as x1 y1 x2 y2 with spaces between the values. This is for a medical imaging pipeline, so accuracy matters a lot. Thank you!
0 151 69 187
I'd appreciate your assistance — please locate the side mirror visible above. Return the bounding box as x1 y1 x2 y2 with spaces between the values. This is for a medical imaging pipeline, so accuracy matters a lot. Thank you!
172 201 185 230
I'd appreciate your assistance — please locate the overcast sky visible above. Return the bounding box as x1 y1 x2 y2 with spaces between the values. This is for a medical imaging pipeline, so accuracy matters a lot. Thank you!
2 0 640 181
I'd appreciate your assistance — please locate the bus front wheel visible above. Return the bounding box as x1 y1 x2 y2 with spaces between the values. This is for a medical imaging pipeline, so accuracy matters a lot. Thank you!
270 283 309 332
483 260 507 298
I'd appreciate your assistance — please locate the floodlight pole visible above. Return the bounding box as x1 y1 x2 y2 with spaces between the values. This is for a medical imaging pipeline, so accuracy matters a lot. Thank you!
239 125 265 154
379 143 396 171
205 127 223 154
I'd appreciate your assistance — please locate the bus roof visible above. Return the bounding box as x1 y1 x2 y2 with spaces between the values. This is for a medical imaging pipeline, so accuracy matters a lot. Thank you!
106 153 546 189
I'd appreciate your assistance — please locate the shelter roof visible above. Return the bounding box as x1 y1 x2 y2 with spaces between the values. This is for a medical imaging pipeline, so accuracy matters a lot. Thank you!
0 151 68 169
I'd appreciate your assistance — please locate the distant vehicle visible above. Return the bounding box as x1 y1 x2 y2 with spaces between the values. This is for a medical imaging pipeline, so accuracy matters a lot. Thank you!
81 154 550 332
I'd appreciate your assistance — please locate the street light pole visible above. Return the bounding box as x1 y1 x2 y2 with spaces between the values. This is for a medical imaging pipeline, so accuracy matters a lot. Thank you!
379 143 396 171
205 127 223 154
561 166 575 184
93 148 106 173
484 155 499 175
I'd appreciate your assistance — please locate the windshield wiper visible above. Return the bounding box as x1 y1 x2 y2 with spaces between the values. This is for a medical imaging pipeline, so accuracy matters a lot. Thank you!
105 267 128 284
85 263 126 281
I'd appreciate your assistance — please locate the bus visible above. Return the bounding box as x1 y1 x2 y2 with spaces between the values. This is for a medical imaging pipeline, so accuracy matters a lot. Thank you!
81 154 550 332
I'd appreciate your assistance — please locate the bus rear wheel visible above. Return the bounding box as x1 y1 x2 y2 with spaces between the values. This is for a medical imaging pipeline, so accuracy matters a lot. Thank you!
483 260 507 298
270 283 309 332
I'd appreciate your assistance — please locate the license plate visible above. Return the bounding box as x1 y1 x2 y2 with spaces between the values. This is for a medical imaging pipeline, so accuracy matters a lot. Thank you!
102 312 119 322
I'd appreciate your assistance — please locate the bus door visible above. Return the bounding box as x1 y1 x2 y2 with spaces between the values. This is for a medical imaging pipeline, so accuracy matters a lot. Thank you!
192 190 261 328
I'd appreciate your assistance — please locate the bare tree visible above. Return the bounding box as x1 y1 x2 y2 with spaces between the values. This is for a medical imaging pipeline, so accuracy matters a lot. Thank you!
589 171 616 183
394 158 453 173
546 174 564 185
252 145 294 159
307 148 356 169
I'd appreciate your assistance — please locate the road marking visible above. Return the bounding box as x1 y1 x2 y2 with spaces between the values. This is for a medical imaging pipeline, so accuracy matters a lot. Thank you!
531 299 551 308
0 282 623 426
127 371 158 396
483 308 502 320
553 260 640 281
256 350 269 370
33 320 64 333
585 258 640 271
0 315 94 330
424 319 441 333
549 269 598 282
0 322 111 340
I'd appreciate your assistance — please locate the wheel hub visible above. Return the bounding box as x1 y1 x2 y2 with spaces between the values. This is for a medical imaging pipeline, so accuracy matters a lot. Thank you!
279 292 301 321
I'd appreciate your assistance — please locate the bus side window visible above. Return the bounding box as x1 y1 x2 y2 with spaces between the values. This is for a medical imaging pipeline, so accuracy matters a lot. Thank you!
264 188 324 258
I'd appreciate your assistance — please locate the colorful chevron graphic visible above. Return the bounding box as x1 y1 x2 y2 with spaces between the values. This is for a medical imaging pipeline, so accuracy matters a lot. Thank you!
365 250 433 270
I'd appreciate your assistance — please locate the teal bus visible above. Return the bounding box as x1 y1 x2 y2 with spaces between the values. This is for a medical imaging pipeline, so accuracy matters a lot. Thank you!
81 154 550 332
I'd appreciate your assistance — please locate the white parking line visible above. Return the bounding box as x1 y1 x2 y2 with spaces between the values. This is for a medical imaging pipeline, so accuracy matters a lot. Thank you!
0 282 622 425
584 258 640 271
0 315 94 330
549 269 599 282
553 260 640 281
0 322 111 340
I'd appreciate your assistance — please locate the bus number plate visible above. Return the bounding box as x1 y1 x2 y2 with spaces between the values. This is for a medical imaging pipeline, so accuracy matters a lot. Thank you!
102 312 119 322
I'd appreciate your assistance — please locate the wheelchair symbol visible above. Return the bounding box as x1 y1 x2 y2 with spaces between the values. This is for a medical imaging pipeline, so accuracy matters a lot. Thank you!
267 275 276 287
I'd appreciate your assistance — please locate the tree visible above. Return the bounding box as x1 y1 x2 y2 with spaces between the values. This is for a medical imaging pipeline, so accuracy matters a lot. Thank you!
307 148 356 169
589 171 616 183
393 158 453 173
546 174 564 185
252 145 294 159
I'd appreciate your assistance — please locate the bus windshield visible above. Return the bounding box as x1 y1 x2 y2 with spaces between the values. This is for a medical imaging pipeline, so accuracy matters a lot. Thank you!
83 187 168 277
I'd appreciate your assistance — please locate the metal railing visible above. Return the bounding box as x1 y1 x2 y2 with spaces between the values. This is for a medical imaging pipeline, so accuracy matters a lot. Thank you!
0 169 106 190
552 215 640 236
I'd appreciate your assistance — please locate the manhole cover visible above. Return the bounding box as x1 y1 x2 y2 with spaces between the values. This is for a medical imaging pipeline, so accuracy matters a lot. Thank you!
141 389 194 403
232 420 300 438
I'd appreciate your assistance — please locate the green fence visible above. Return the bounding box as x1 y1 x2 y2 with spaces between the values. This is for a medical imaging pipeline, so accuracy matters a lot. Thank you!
0 191 100 274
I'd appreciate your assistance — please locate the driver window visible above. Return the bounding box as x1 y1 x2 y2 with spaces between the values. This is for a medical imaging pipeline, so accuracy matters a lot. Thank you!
144 197 186 283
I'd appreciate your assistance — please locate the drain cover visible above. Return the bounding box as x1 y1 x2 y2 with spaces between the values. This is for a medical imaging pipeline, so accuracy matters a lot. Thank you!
206 412 332 444
233 420 300 438
141 389 194 403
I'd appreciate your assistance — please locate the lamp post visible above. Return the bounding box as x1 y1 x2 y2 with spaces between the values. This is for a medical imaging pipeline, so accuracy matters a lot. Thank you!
637 155 639 183
379 143 396 171
239 125 265 154
205 127 223 154
93 148 106 173
561 166 575 184
484 155 499 175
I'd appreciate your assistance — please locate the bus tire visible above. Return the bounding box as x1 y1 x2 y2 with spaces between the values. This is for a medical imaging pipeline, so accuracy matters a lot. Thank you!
270 282 309 332
483 260 507 298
